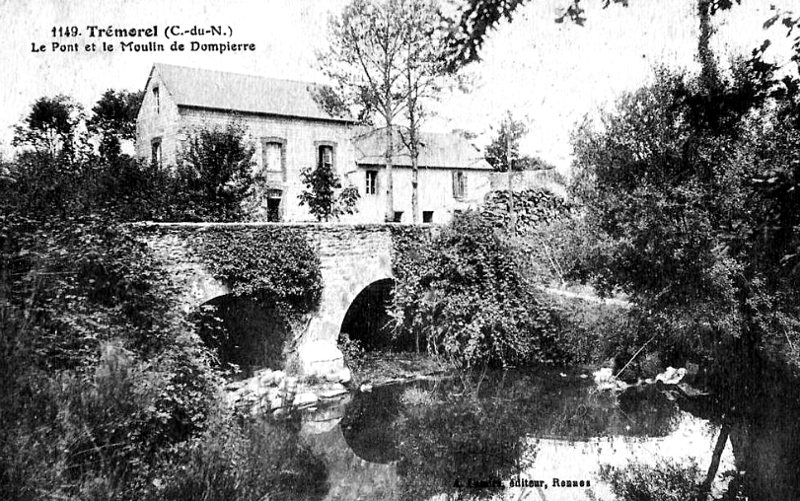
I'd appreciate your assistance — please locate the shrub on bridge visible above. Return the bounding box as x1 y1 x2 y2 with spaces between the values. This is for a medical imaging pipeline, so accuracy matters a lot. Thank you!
389 211 558 367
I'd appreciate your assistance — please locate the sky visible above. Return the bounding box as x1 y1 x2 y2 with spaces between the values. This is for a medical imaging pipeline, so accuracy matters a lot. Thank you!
1 0 799 171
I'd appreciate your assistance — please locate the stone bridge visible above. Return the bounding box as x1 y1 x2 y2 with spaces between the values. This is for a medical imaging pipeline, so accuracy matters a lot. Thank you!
133 222 428 377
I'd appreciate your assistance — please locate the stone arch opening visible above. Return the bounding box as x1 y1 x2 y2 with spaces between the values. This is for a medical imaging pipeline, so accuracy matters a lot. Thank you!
339 278 415 352
195 294 291 379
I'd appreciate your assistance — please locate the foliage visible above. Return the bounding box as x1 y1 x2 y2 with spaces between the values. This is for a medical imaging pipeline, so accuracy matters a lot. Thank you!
569 49 800 396
389 211 557 367
441 0 744 71
337 330 367 371
0 92 324 500
395 0 455 222
184 226 322 316
4 92 255 224
12 94 87 163
177 121 255 221
298 161 360 221
547 294 635 365
484 111 529 172
572 65 753 305
320 0 458 221
600 460 704 501
0 216 220 499
156 413 328 501
87 89 144 160
320 0 421 122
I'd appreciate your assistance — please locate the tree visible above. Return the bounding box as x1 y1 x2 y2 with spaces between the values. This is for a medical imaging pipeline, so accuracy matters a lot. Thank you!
322 0 457 223
567 48 800 498
396 0 456 223
443 0 633 70
320 0 410 222
88 89 144 160
442 0 750 71
12 94 85 163
178 121 255 221
485 112 530 231
484 112 529 172
298 161 360 222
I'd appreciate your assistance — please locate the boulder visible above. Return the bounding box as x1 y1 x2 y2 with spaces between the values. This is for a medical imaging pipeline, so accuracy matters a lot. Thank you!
655 367 687 386
297 340 346 379
294 392 319 409
318 384 348 400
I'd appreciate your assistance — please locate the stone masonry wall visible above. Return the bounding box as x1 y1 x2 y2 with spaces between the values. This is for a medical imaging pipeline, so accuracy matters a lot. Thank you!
132 222 430 376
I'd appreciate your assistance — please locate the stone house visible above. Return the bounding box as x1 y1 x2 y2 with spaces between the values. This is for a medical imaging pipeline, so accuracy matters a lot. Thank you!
135 63 493 223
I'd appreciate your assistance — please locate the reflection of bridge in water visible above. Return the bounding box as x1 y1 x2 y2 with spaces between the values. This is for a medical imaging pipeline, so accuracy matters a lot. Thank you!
298 380 735 501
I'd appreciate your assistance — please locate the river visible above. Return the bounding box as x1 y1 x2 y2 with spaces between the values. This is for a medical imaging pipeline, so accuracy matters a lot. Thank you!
258 366 799 501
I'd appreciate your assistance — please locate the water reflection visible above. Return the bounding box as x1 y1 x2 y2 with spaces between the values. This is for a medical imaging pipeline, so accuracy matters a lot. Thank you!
295 369 741 501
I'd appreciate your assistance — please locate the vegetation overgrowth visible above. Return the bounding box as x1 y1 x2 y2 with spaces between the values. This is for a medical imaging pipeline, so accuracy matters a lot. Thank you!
0 90 328 499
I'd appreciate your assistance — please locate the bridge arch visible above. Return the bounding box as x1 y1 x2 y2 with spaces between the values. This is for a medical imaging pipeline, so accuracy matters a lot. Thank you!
195 293 291 377
339 278 395 350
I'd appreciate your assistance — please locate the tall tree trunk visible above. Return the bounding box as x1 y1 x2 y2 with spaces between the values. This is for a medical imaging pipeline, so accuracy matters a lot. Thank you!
698 420 730 500
697 0 720 90
506 128 515 232
409 90 419 224
411 149 419 223
384 122 394 222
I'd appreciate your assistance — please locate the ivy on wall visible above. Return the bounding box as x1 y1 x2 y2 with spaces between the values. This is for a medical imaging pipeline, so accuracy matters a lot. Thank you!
185 226 323 316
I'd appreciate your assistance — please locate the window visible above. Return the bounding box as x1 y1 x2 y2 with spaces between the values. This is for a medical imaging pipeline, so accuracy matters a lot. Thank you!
153 86 160 114
423 211 434 223
318 144 334 170
264 142 282 171
261 138 286 183
452 170 467 199
151 138 162 166
365 170 378 195
393 211 404 223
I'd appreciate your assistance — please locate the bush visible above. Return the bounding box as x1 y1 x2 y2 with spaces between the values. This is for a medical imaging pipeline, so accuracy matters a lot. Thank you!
156 412 328 501
390 211 557 367
338 330 366 371
600 460 704 501
548 295 635 365
0 336 218 500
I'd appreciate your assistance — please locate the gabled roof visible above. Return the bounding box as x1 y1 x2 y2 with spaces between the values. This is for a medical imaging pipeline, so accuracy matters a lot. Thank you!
146 63 353 123
353 128 492 170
